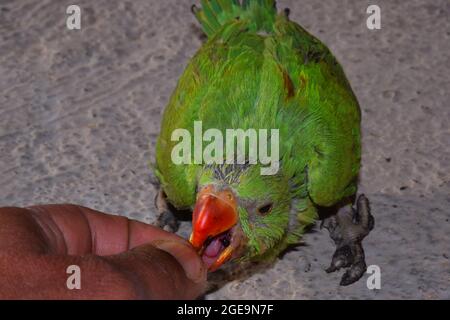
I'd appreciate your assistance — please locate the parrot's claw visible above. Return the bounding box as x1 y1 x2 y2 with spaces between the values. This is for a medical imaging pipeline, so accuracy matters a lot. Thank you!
322 194 374 286
154 188 180 233
325 242 368 286
155 211 179 233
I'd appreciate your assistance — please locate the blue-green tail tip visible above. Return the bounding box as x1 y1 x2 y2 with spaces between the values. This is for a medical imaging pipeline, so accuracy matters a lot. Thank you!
192 0 279 37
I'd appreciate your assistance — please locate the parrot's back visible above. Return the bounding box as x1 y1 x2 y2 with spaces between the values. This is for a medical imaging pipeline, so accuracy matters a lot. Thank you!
156 0 361 209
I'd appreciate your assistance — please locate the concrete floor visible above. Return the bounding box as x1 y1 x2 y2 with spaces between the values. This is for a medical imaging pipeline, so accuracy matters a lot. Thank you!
0 0 449 299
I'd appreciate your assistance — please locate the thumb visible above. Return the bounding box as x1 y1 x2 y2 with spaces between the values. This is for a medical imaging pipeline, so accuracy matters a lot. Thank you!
151 239 207 285
106 240 207 299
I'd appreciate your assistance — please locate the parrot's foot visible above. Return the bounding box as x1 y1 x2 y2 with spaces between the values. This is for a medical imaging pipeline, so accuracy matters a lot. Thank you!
321 194 374 286
154 189 179 233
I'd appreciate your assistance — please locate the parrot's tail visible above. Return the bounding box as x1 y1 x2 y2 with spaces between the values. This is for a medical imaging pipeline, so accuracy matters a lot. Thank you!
192 0 278 37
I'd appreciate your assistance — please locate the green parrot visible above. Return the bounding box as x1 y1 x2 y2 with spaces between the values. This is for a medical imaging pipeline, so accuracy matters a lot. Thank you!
154 0 374 285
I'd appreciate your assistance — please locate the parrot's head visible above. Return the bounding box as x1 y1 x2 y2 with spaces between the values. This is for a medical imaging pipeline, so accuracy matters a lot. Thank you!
189 164 292 271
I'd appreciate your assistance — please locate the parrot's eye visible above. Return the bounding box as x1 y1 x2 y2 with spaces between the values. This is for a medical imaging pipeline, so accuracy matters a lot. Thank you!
257 203 273 215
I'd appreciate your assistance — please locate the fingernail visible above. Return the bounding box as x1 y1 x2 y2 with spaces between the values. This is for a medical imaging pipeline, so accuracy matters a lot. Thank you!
151 240 207 284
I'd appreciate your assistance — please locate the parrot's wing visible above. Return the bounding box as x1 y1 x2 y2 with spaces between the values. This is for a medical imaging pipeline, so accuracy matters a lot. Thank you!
272 17 362 207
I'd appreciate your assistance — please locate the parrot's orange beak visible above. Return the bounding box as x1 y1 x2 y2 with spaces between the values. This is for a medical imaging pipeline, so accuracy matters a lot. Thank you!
189 185 238 271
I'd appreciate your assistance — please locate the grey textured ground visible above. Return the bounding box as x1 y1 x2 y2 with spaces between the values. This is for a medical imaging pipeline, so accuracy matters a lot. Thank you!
0 0 449 299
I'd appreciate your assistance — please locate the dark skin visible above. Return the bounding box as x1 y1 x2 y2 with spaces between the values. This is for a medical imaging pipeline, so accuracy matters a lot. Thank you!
0 204 207 299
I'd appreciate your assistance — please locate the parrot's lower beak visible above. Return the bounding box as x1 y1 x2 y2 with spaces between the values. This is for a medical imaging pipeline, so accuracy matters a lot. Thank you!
189 185 238 271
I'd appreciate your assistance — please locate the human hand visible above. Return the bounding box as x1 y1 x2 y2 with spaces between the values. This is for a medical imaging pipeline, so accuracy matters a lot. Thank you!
0 204 207 299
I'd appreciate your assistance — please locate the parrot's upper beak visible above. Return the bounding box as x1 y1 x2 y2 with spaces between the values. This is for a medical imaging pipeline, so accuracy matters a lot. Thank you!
189 185 239 271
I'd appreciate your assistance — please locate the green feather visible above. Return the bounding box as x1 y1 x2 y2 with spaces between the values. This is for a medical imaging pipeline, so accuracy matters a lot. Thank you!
194 0 277 37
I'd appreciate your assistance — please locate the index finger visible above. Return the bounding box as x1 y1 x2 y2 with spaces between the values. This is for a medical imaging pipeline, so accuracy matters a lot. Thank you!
26 204 186 256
